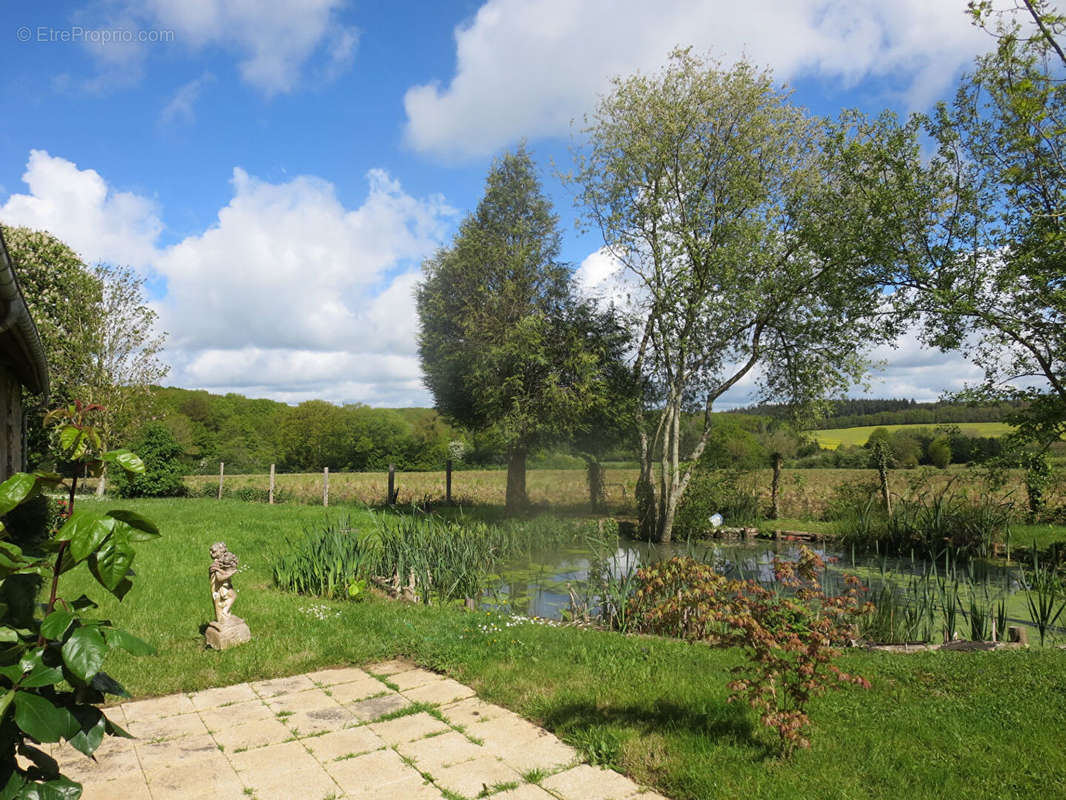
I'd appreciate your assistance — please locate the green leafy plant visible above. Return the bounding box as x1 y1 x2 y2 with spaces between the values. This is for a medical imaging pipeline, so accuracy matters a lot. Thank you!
630 549 871 756
0 401 159 798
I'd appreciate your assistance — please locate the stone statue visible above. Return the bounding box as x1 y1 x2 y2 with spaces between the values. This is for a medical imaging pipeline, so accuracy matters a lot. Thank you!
205 542 251 650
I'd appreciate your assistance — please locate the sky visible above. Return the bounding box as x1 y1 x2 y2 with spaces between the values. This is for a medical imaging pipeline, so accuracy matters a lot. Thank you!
0 0 1002 409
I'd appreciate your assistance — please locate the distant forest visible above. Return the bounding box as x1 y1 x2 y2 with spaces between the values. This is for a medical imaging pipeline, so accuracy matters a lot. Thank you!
148 387 1021 475
732 398 1021 429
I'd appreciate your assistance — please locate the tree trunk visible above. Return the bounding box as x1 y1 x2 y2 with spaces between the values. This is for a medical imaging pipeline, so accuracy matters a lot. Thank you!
770 453 783 520
505 445 527 512
653 393 683 544
636 427 657 540
874 441 892 516
583 456 607 512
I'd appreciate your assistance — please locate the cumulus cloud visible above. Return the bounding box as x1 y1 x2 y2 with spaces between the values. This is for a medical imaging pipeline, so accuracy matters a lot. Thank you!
0 150 163 270
574 247 984 409
404 0 997 159
77 0 357 94
0 151 452 406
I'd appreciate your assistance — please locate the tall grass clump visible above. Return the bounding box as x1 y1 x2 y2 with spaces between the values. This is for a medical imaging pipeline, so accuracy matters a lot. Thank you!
832 474 1014 560
1024 546 1066 646
272 519 366 598
367 513 504 604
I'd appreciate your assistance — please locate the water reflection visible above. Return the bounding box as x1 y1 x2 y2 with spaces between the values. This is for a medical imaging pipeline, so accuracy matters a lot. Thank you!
485 537 1026 621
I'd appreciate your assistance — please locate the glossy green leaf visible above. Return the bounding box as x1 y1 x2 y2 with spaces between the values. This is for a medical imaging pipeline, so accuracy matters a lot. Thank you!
62 513 114 563
68 595 96 611
104 509 159 539
88 536 134 594
0 473 40 517
60 626 107 684
17 743 59 779
89 671 127 698
0 688 14 719
58 426 88 461
13 692 78 743
102 449 145 475
0 627 18 643
66 707 106 757
103 713 132 739
39 612 75 642
20 775 83 800
103 627 154 656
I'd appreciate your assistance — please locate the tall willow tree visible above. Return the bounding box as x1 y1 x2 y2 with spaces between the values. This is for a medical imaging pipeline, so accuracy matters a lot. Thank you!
572 51 900 542
417 147 608 511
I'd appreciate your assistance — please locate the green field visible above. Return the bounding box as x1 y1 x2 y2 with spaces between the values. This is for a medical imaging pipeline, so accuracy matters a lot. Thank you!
51 499 1066 799
810 422 1014 450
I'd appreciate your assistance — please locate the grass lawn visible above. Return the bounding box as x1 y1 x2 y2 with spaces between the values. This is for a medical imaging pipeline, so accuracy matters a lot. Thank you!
48 498 1066 800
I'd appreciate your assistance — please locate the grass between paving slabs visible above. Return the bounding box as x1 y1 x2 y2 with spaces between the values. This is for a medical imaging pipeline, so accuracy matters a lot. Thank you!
55 498 1066 800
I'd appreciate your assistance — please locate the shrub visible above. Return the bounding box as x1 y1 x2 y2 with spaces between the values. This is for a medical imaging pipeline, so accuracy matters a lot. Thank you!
673 470 761 537
630 549 871 756
113 422 187 497
0 402 159 796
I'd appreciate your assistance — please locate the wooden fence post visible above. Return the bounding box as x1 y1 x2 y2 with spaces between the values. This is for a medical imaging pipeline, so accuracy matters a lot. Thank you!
269 463 275 505
387 464 395 505
217 462 224 500
323 467 329 507
446 459 452 504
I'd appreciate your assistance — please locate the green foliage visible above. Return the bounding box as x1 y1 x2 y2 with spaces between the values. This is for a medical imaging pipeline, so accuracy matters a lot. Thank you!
572 50 901 542
112 423 186 498
0 402 157 798
673 470 762 538
927 436 953 469
272 520 366 599
831 474 1015 559
858 8 1066 458
630 550 871 756
418 146 616 509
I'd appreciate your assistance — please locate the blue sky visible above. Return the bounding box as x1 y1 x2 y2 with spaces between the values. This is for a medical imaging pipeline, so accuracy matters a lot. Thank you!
0 1 999 407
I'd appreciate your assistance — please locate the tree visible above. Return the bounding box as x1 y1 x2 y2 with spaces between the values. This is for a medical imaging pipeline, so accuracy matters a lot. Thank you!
113 421 186 497
418 146 610 511
761 422 803 520
857 6 1066 461
1 226 103 463
572 51 899 542
2 228 169 483
279 400 351 471
84 265 169 495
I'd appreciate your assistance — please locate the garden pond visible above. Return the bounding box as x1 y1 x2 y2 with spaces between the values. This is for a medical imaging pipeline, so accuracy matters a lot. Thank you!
482 535 1058 642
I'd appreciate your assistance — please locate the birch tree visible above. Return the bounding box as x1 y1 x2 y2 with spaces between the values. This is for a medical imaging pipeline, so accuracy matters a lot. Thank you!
572 51 899 542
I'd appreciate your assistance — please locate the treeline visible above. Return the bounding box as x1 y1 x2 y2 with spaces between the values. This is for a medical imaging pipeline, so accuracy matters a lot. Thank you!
733 398 1022 429
794 426 1005 469
147 386 1021 476
151 387 597 474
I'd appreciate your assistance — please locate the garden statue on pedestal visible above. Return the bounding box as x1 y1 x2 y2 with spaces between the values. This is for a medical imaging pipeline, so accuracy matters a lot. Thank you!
206 542 251 649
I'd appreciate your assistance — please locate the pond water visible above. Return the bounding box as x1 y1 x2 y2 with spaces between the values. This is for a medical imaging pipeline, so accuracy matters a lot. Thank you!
484 536 1034 626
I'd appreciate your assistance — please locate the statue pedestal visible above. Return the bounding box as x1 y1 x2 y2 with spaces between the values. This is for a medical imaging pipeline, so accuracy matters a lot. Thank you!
205 616 251 650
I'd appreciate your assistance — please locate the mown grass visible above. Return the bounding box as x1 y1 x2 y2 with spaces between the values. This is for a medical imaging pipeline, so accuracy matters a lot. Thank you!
52 498 1066 800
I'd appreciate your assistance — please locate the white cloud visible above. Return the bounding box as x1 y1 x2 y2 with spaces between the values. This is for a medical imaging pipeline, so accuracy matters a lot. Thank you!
78 0 357 94
574 247 986 410
160 73 215 125
0 151 453 406
0 150 162 269
404 0 997 159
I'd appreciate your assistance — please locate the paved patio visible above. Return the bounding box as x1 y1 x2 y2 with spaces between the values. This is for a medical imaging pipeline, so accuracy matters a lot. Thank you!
54 660 668 800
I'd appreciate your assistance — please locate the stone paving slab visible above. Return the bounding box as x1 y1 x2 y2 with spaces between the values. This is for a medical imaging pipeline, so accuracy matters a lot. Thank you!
57 661 668 800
